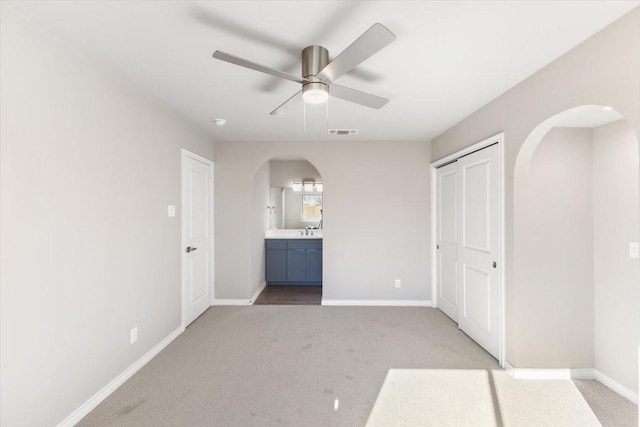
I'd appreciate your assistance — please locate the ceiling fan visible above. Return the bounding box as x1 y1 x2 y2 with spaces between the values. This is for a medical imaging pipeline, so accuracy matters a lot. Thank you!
212 23 396 115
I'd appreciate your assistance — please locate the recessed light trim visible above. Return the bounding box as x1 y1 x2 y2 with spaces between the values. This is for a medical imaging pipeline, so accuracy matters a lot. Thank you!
213 118 227 127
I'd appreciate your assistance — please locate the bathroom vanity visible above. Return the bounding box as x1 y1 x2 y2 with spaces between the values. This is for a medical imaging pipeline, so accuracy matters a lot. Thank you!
265 230 322 285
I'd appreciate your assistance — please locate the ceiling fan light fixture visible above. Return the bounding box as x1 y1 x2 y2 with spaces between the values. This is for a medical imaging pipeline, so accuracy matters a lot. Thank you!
302 82 329 104
213 23 395 115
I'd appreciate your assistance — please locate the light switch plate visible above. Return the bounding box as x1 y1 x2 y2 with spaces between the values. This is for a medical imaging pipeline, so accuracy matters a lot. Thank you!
168 205 176 217
130 327 138 344
630 241 640 259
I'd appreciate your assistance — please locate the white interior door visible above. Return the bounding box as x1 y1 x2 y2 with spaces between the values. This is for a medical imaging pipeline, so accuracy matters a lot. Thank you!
436 161 459 322
457 144 499 358
182 150 213 327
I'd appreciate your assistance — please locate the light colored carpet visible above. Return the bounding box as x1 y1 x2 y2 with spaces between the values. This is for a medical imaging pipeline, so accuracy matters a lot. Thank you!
493 371 601 426
79 306 499 426
78 306 635 426
366 369 500 426
366 369 601 427
574 380 638 427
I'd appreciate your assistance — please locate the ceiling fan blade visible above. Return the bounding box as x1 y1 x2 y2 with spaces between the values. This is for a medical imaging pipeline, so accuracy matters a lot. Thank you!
213 51 310 85
316 23 395 83
270 90 303 115
329 84 389 109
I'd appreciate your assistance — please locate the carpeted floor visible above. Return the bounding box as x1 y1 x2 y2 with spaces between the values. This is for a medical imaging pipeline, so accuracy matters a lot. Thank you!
78 306 637 426
575 380 638 427
366 369 602 426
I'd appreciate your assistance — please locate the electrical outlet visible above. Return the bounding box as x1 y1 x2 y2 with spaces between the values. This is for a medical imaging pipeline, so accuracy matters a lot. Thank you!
130 327 138 344
394 279 401 289
167 205 176 217
630 241 640 259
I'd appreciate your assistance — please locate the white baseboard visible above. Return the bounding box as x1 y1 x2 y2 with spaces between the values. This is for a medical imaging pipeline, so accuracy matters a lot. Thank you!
211 299 252 306
211 282 267 306
594 370 638 404
57 326 184 427
321 299 433 307
507 368 573 380
250 282 266 305
570 368 595 381
504 365 638 405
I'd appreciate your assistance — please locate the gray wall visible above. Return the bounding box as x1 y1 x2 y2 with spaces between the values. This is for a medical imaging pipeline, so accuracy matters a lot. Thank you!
0 7 213 426
593 120 640 392
514 128 595 368
250 161 271 296
270 160 321 188
514 122 640 390
214 140 431 302
431 7 640 370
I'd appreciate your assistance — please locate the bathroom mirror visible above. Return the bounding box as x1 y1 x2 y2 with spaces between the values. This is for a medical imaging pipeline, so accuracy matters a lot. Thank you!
269 187 323 229
268 158 323 230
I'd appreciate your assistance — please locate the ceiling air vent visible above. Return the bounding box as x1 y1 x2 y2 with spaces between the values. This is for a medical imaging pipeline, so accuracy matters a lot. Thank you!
328 129 359 136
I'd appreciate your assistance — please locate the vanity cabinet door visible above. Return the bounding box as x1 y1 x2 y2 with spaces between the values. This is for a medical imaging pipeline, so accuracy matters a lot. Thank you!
305 249 322 283
287 249 306 282
266 249 286 283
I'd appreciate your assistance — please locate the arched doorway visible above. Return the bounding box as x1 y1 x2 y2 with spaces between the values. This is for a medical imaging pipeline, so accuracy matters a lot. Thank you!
513 105 639 404
250 156 325 305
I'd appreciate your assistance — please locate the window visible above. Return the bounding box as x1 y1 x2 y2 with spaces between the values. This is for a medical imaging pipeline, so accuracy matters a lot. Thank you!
301 194 322 222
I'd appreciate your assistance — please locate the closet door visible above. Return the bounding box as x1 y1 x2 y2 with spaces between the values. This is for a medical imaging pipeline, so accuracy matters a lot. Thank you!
457 144 499 358
435 161 459 322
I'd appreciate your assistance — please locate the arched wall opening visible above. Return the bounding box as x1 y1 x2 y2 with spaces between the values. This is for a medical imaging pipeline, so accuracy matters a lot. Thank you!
249 155 325 301
513 104 640 400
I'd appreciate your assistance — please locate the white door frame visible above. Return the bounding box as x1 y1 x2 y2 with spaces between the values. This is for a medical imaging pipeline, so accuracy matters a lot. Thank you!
430 133 505 367
181 148 215 328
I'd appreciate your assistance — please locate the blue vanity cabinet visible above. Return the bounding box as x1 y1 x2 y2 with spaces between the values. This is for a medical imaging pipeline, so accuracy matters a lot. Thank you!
265 240 287 283
305 248 323 283
286 249 306 282
265 239 322 285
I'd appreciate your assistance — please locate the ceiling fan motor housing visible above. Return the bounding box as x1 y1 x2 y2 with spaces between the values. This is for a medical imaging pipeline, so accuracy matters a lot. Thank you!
302 45 329 98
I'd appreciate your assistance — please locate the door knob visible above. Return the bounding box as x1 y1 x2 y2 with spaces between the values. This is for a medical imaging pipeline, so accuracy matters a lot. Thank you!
186 246 197 253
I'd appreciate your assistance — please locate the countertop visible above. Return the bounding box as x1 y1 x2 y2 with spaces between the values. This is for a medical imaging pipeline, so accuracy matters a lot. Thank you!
264 229 322 240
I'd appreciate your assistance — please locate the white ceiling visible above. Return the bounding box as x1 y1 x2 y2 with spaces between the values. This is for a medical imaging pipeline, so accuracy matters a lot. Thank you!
5 1 638 141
